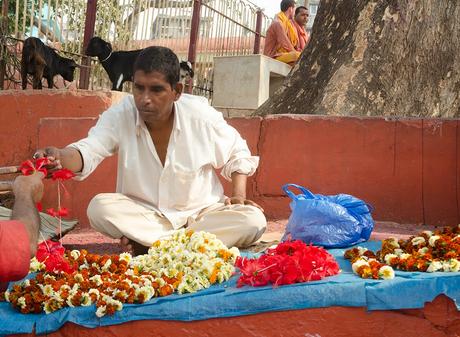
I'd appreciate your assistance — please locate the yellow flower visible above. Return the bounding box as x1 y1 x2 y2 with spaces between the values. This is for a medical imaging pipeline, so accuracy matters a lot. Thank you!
119 252 132 264
378 266 395 280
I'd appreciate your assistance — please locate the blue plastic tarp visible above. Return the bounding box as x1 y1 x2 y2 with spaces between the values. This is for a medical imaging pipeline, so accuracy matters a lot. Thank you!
1 241 459 335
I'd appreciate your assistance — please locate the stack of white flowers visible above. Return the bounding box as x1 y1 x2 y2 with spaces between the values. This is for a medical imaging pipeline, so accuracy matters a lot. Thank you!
131 229 240 294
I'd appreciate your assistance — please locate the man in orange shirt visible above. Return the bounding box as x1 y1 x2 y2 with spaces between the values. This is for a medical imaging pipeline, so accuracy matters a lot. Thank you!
293 6 310 52
0 172 44 289
263 0 300 65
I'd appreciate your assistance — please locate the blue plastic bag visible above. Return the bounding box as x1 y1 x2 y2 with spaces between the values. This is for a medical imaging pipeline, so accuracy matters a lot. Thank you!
282 184 374 248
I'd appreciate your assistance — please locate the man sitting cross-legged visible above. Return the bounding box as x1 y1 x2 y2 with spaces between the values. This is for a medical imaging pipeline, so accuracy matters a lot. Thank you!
35 46 266 255
292 6 310 52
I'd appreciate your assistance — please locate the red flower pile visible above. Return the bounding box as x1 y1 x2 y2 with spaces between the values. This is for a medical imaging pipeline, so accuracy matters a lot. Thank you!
36 240 76 274
235 240 340 287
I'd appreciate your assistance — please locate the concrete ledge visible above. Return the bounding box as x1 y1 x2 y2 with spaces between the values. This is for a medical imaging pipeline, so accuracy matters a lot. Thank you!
1 91 459 228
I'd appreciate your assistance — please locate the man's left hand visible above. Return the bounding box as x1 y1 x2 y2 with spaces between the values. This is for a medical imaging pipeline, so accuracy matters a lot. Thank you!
225 196 264 212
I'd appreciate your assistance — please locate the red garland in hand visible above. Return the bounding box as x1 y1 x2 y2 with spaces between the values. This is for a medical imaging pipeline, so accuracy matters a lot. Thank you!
51 169 75 181
46 207 69 217
19 158 49 177
20 157 76 273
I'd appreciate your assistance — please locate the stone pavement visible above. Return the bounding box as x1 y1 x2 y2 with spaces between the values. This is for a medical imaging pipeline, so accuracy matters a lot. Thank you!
60 220 439 255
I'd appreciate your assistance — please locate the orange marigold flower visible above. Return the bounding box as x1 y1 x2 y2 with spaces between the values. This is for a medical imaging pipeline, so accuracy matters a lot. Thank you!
209 268 219 284
218 249 232 262
159 285 173 297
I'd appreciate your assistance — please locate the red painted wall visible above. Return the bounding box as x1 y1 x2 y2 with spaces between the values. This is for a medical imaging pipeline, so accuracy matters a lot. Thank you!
0 90 121 166
1 91 459 228
10 295 460 337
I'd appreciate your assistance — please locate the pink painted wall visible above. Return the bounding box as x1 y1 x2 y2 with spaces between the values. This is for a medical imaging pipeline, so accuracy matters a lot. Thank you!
10 295 460 337
1 91 459 228
0 90 120 166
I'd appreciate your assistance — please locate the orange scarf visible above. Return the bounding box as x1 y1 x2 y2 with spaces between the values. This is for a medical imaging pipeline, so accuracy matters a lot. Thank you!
277 11 298 50
292 20 308 51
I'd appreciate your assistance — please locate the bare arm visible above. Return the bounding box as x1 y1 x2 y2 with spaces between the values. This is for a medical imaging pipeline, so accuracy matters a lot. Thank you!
231 172 248 199
11 172 44 257
225 172 264 212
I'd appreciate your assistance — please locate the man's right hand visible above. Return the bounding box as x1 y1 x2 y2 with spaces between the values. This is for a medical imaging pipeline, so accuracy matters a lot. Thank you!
33 146 63 172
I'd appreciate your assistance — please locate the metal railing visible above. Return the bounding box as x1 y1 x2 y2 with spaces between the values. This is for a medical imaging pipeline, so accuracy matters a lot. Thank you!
1 0 271 99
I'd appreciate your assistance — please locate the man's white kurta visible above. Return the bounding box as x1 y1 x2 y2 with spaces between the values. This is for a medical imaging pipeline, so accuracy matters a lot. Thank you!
69 94 259 229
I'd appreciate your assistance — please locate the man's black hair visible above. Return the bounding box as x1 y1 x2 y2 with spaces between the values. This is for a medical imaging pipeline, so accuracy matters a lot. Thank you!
133 46 180 87
280 0 296 12
295 5 308 16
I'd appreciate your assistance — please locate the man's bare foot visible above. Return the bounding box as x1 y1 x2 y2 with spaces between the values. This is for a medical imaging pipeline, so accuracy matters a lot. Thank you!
119 236 149 256
120 236 133 253
132 241 149 256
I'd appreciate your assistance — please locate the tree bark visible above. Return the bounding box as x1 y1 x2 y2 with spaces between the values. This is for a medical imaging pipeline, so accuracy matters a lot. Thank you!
256 0 460 118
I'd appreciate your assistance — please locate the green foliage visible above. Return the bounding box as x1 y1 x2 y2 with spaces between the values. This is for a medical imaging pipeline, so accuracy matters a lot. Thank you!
7 0 39 36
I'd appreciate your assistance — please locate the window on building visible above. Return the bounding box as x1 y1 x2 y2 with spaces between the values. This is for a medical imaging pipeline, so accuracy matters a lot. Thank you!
152 16 191 39
151 15 211 39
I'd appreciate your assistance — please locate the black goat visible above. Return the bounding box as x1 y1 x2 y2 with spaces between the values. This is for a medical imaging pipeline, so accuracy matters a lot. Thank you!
21 37 79 89
85 37 194 91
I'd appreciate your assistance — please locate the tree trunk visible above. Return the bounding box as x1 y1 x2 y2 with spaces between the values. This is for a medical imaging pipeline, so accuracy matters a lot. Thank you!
256 0 460 118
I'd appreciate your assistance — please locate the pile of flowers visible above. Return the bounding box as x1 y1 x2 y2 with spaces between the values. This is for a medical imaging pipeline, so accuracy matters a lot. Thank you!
236 240 340 287
131 229 239 294
344 247 395 280
344 225 460 279
3 229 239 317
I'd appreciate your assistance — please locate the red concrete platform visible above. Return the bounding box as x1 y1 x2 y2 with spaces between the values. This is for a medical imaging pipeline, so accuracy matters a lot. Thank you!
10 295 460 337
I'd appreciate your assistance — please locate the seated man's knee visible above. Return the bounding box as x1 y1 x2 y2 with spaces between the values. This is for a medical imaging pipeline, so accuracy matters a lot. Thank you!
87 193 116 225
243 205 267 234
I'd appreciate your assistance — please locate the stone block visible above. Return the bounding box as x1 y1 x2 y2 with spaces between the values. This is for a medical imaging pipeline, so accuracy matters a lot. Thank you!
212 55 291 110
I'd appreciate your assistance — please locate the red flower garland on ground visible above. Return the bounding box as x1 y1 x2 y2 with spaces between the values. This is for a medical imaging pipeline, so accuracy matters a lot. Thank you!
36 240 76 273
236 240 340 287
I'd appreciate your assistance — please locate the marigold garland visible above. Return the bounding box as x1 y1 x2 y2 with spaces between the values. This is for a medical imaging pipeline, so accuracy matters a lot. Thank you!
236 240 340 287
344 225 460 279
2 229 239 317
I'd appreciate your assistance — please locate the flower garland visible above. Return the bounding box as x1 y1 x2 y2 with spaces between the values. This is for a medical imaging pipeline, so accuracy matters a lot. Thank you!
3 229 239 317
20 158 76 272
344 248 395 280
344 225 460 279
236 240 340 287
131 229 239 294
21 159 74 221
